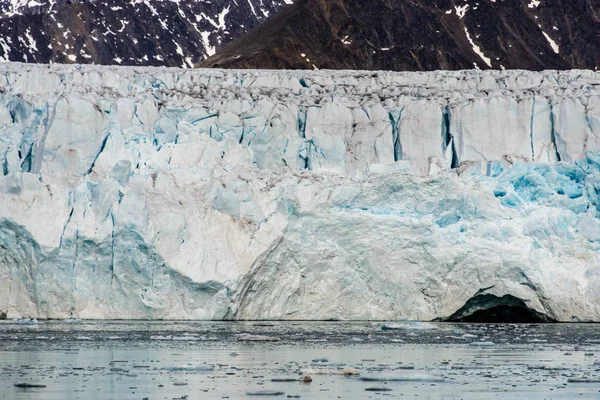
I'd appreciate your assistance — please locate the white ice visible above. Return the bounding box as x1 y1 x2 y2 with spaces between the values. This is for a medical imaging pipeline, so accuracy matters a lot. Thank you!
0 64 599 321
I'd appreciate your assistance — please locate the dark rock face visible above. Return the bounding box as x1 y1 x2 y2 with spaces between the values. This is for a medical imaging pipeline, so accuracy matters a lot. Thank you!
202 0 600 71
0 0 290 66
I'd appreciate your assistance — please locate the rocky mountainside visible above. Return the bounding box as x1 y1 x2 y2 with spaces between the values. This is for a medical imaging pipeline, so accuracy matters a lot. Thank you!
0 0 291 67
202 0 600 71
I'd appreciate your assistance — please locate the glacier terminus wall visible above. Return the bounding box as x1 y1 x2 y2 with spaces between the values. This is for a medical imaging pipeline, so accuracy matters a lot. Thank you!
1 63 600 321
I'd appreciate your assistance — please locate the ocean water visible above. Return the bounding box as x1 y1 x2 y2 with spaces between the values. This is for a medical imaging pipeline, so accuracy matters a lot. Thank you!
1 321 600 399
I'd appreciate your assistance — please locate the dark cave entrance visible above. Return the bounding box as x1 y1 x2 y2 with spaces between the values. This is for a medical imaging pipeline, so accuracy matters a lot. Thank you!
445 294 554 323
455 305 542 323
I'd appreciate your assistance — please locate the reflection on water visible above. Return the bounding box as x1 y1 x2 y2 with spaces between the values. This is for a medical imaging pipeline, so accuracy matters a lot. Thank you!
1 321 600 399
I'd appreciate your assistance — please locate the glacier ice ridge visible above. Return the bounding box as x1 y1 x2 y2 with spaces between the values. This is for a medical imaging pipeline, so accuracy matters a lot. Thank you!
0 64 600 321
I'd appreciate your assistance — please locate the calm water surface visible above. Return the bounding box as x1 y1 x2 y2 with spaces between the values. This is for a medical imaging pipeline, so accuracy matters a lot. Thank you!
1 321 600 399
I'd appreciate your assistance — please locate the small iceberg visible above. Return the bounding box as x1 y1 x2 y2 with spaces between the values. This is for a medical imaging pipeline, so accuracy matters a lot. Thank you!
271 377 300 382
303 367 360 376
237 333 280 342
14 382 46 388
365 387 393 391
246 390 285 396
468 341 495 347
161 364 214 372
13 318 39 325
568 377 600 383
361 372 444 382
381 322 437 331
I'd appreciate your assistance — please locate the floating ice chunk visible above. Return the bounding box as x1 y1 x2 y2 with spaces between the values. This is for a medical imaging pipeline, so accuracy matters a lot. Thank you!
381 322 437 331
303 367 360 376
237 333 280 342
468 341 495 347
161 364 214 371
361 373 444 382
13 318 39 324
365 387 393 391
528 364 569 370
14 383 46 388
567 378 600 383
150 335 172 340
451 365 494 370
171 336 200 341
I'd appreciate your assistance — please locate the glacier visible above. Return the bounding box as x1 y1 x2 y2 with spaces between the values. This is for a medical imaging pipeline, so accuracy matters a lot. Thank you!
0 63 600 321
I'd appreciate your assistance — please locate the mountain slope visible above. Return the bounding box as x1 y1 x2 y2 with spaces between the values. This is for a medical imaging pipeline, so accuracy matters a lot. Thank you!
202 0 600 71
0 0 291 67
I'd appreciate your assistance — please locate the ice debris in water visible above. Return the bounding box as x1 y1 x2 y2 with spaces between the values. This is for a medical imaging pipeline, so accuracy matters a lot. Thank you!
468 341 496 347
237 334 281 342
271 377 300 382
303 367 360 376
381 322 438 330
246 391 285 396
14 382 46 388
361 372 444 382
161 364 214 371
13 318 39 324
567 377 600 383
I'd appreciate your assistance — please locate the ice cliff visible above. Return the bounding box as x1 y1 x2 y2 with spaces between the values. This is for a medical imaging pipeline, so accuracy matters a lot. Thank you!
1 64 600 321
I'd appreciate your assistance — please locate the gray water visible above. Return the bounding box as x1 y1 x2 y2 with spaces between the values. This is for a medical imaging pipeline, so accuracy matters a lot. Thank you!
1 320 600 399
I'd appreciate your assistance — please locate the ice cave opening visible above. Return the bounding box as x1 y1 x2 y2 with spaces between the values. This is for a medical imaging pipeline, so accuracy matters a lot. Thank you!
445 294 554 323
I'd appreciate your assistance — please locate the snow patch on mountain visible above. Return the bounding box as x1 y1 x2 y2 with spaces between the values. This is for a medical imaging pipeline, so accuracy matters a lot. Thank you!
0 0 290 66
